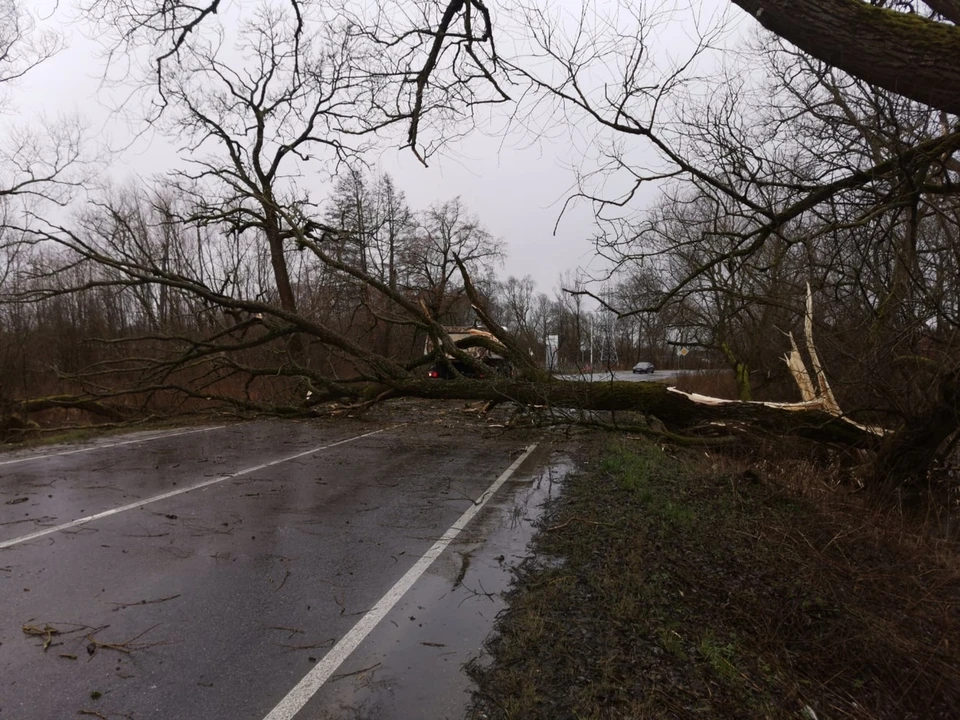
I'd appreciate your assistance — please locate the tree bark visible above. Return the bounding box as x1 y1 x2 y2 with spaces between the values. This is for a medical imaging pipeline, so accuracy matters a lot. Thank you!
265 223 297 314
9 379 882 447
15 396 130 421
870 369 960 493
730 0 960 116
386 378 881 447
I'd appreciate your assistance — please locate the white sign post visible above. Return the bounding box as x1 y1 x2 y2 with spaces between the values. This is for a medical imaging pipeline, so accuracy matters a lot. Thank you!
546 334 559 372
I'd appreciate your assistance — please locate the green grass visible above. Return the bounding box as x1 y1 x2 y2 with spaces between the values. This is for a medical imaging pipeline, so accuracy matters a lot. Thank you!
656 624 687 659
698 631 742 684
601 441 694 526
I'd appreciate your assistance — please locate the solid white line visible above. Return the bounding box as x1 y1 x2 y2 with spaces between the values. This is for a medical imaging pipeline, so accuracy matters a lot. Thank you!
0 428 387 551
261 442 540 720
0 425 228 468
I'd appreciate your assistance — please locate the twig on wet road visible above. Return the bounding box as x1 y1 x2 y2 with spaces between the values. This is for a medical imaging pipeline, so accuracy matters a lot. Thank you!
86 624 167 657
279 638 335 651
22 623 61 650
329 662 381 683
110 594 181 611
22 621 92 651
266 626 305 640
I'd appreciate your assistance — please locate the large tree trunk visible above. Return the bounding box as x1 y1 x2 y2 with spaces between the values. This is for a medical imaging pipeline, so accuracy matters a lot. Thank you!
384 378 882 447
730 0 960 115
870 369 960 493
266 227 297 314
8 379 882 447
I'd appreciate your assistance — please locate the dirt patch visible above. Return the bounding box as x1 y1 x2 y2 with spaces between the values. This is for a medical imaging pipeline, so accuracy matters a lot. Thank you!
468 436 960 719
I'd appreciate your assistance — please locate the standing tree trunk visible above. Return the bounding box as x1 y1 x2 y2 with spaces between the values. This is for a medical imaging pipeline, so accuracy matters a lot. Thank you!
870 368 960 495
264 209 297 315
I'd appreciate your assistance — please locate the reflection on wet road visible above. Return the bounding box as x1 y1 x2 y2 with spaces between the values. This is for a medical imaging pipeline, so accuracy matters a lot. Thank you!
0 419 555 720
284 447 568 720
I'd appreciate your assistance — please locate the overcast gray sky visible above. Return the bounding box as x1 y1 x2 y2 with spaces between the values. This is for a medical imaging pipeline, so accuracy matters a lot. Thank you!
9 0 744 295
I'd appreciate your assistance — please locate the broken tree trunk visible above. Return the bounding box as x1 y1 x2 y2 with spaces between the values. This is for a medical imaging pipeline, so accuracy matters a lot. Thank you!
7 375 882 449
779 284 960 494
15 396 130 421
381 377 882 447
869 368 960 494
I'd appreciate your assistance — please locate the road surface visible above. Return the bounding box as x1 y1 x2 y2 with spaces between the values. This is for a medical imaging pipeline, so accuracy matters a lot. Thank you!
0 418 557 720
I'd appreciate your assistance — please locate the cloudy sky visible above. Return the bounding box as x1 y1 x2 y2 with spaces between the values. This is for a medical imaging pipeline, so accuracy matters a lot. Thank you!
10 0 747 295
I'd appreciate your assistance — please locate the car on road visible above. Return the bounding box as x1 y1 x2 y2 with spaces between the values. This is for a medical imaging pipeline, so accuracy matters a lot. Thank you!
632 361 656 374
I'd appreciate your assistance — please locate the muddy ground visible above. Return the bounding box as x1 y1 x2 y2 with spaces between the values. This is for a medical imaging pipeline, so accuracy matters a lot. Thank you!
468 435 960 720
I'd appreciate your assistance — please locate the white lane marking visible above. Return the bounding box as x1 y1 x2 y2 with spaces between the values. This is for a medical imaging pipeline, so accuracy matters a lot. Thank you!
0 428 388 550
262 442 539 720
0 425 228 468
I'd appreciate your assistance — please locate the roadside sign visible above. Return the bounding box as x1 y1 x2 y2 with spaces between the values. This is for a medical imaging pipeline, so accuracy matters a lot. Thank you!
679 347 689 356
546 334 559 371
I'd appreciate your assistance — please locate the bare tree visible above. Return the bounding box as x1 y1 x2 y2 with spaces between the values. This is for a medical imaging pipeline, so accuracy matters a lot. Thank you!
404 197 504 321
0 0 92 426
549 18 960 488
153 3 386 317
83 0 508 162
0 0 60 94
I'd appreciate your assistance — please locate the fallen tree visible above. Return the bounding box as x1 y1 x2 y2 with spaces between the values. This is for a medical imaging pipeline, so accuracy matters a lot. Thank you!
2 0 956 498
3 225 887 450
4 185 957 498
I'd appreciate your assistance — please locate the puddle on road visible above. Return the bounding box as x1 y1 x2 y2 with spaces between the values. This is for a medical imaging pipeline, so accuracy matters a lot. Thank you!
308 447 571 720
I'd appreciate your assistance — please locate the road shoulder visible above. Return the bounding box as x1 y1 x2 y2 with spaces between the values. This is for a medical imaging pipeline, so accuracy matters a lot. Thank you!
468 435 960 719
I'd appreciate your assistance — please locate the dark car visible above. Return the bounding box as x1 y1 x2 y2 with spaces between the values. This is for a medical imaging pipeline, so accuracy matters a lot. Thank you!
632 361 656 374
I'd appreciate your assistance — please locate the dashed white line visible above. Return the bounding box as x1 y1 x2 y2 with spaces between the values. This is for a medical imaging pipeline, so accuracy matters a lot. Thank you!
0 428 388 550
261 442 539 720
0 424 228 468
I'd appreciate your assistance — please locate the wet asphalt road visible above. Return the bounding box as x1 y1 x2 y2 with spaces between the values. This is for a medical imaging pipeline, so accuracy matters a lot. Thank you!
0 420 547 720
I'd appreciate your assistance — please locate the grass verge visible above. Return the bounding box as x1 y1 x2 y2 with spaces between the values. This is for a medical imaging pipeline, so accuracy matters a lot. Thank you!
468 436 960 719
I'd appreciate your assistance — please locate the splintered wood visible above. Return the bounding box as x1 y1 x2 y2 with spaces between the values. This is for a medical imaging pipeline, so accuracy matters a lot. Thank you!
671 284 886 437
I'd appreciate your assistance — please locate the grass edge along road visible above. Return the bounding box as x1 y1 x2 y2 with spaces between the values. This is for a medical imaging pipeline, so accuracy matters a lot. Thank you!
468 437 960 720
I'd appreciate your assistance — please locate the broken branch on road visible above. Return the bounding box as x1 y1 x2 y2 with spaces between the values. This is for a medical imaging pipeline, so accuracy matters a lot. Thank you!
85 624 167 657
22 622 92 651
22 624 61 651
109 594 181 611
